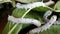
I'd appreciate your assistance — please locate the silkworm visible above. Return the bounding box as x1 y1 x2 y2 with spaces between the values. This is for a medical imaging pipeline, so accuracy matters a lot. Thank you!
8 15 41 27
28 15 57 34
43 10 52 22
43 10 60 24
16 2 46 10
16 0 54 10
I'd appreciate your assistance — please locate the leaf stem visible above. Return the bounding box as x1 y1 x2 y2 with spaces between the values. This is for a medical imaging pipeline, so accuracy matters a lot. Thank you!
46 6 56 11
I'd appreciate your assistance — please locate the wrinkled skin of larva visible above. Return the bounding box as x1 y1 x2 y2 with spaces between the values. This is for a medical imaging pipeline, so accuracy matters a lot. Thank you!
16 2 46 10
8 15 41 27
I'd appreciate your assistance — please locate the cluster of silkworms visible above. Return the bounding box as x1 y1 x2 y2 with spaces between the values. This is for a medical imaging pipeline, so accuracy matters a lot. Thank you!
8 10 58 34
28 10 60 34
28 15 57 34
8 0 59 34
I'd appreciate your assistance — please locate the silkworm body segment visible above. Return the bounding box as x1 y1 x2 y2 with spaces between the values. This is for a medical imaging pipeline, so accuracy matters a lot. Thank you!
43 10 52 22
16 2 46 9
8 15 41 27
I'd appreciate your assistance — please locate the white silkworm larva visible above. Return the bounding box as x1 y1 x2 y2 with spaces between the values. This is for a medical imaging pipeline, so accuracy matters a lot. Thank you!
16 0 54 9
43 10 52 22
28 15 57 34
43 10 60 24
16 2 46 9
8 15 41 27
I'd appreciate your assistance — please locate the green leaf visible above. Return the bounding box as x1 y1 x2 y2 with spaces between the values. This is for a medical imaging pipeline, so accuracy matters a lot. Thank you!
38 25 60 34
0 0 12 4
10 24 22 34
2 21 14 34
2 21 23 34
15 0 42 3
12 8 27 18
32 6 49 12
55 10 60 12
54 1 60 10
